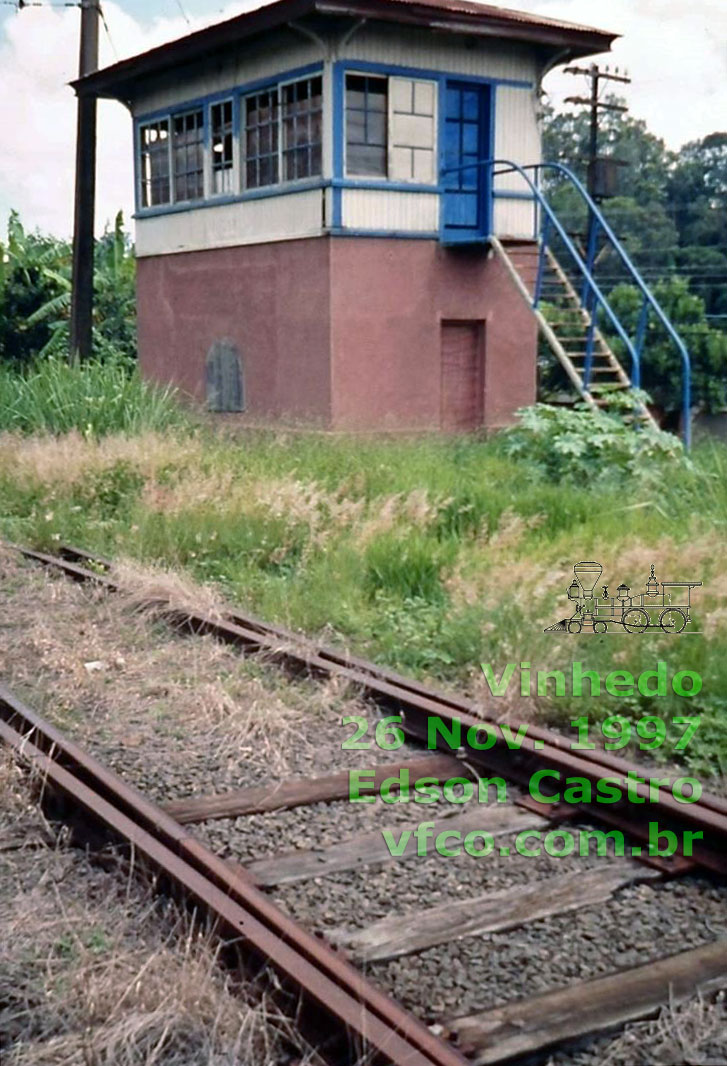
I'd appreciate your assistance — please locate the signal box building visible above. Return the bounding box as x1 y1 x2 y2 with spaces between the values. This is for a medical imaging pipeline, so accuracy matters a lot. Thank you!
78 0 614 431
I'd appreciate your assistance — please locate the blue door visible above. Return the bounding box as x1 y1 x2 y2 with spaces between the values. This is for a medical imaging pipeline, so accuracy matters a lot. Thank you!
442 82 490 243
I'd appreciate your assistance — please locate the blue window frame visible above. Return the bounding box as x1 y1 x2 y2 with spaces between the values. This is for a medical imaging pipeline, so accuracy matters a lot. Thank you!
134 62 326 214
245 75 323 190
139 119 171 208
210 99 235 196
281 76 322 182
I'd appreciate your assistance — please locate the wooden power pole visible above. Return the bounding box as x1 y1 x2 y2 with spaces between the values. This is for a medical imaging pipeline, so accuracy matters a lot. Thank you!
69 0 100 365
563 63 631 201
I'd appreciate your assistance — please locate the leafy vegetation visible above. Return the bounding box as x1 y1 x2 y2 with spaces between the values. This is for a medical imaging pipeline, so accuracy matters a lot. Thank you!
542 107 727 308
0 210 136 364
501 395 686 483
607 279 727 414
541 104 727 415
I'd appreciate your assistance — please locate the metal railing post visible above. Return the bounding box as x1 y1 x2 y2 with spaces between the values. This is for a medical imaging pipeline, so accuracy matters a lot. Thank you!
635 295 650 362
534 213 550 309
444 156 692 448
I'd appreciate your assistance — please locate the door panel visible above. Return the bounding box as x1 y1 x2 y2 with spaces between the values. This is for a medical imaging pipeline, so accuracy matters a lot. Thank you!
442 81 490 242
440 321 484 432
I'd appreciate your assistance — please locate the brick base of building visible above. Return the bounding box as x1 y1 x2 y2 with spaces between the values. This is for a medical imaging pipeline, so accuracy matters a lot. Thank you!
136 235 537 431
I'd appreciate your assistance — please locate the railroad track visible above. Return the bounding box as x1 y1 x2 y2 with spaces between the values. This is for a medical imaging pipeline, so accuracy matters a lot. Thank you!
2 541 727 1065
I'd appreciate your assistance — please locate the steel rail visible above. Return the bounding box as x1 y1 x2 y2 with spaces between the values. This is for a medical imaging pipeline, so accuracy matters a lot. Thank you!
50 544 727 816
0 682 467 1066
14 543 727 875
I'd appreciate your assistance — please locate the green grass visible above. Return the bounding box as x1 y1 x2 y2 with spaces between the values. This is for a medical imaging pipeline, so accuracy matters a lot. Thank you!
0 355 188 436
1 394 726 778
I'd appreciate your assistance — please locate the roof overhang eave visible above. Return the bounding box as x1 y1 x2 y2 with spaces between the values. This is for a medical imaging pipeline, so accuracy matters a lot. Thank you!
72 0 617 100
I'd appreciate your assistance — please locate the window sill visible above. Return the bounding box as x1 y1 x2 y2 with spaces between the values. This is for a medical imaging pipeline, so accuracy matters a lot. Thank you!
135 178 328 218
336 178 442 193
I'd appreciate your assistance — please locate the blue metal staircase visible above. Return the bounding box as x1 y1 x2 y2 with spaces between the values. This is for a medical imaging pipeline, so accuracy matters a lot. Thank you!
450 160 693 445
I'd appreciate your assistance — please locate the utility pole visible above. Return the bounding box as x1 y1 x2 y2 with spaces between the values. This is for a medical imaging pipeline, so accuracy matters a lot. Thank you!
563 63 631 200
69 0 100 365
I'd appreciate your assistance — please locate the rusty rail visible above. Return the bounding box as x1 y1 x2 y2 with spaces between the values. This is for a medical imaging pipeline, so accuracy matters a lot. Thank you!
0 682 467 1066
15 542 727 875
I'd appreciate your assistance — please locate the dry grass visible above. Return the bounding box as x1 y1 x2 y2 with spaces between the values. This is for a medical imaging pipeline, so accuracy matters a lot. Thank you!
598 990 727 1066
0 748 29 819
353 489 439 546
0 785 315 1066
0 544 372 794
113 558 226 622
0 431 201 490
0 547 305 777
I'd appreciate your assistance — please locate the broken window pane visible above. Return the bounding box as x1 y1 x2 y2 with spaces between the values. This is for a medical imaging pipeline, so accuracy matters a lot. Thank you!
211 99 234 195
172 109 204 202
140 120 171 207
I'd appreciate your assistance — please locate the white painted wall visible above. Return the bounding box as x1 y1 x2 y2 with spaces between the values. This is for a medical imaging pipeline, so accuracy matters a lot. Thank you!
132 30 323 116
494 84 541 173
132 19 543 252
341 189 439 232
136 188 324 257
335 22 539 84
493 197 537 240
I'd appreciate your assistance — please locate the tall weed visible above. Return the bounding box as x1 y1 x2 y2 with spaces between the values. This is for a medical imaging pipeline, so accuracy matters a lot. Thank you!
0 355 187 436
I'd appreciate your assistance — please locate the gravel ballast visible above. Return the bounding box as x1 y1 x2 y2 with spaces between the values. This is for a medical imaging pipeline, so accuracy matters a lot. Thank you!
1 545 725 1066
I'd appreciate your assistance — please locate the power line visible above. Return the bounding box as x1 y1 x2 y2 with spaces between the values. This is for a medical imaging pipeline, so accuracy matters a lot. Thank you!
0 1 80 6
562 63 632 201
98 0 117 61
172 0 191 27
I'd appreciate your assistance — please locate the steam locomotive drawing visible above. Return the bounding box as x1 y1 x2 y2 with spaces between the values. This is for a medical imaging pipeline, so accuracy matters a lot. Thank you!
545 561 701 635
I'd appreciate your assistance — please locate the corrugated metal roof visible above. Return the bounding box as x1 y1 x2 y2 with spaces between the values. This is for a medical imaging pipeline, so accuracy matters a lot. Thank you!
74 0 617 98
329 0 612 36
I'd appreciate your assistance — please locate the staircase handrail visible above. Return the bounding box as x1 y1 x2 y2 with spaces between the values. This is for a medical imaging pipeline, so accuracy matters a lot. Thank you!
506 160 692 447
442 157 643 402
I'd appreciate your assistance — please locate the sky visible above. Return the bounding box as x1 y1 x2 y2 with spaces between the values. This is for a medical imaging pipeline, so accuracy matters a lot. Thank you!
1 0 726 236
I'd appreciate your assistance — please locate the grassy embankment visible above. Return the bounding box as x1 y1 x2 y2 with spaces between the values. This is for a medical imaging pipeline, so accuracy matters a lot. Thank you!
1 358 726 777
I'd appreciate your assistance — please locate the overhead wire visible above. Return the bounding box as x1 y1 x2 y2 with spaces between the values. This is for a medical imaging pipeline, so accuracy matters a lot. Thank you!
172 0 191 27
98 0 117 61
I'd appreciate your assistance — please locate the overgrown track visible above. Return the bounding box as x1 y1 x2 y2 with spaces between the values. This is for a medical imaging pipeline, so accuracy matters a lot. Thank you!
19 542 727 877
0 683 466 1066
3 542 727 1064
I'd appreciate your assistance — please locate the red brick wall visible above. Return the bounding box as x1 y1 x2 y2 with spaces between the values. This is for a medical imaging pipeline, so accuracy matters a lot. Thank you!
135 236 537 431
329 238 537 431
136 238 332 424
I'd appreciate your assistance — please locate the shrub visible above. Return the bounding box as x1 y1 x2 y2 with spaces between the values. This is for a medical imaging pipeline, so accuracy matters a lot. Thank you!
500 397 686 483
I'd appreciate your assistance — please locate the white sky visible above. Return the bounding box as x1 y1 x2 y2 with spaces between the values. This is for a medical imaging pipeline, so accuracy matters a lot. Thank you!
0 0 725 236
